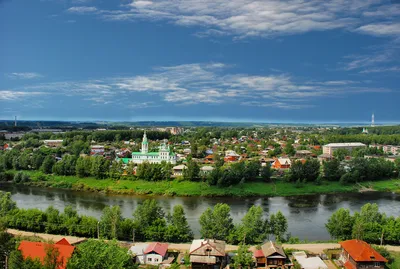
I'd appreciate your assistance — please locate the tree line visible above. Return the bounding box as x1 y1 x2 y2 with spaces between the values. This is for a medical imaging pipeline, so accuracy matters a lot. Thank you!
326 203 400 245
0 191 289 245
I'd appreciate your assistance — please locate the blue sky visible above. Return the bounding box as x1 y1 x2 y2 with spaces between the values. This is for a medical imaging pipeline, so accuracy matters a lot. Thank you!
1 0 399 123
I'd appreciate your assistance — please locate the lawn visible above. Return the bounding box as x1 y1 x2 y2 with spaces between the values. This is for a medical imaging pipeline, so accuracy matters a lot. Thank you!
10 169 399 197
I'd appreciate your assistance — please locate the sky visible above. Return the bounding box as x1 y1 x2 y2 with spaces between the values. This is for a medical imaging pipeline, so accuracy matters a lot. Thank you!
0 0 400 123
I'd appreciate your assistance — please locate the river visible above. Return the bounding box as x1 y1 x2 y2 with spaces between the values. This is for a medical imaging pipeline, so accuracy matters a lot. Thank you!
1 184 399 241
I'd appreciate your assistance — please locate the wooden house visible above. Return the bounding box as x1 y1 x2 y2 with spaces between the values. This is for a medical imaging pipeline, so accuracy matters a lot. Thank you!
189 239 226 269
251 241 289 268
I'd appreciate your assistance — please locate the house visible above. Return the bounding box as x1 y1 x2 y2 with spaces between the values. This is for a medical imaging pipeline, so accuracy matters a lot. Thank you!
18 238 75 269
317 153 333 163
272 158 291 169
339 239 387 269
205 155 214 163
173 165 186 176
251 241 292 268
129 242 169 265
292 251 327 269
44 140 63 147
189 239 226 269
294 150 313 158
200 166 214 176
90 145 105 156
224 150 240 162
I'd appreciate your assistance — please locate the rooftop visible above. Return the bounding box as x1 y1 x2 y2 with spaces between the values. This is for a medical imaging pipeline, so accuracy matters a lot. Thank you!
324 143 366 147
340 239 387 263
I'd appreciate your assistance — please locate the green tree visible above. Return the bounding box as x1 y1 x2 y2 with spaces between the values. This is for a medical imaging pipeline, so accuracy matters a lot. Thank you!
8 250 25 269
165 205 193 243
100 206 122 239
133 199 165 241
183 158 200 181
233 244 253 269
270 211 288 242
45 206 62 234
236 206 266 244
284 143 296 156
0 191 17 217
66 239 135 269
333 148 350 161
325 208 354 240
260 165 272 181
0 219 15 269
44 244 62 269
41 155 56 174
199 203 234 241
323 159 344 181
90 156 109 179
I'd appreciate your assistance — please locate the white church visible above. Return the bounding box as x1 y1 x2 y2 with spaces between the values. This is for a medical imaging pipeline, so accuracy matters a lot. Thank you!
130 132 177 164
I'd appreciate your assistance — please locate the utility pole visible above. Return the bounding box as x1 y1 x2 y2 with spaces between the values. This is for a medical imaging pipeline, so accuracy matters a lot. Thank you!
132 228 135 243
97 221 100 239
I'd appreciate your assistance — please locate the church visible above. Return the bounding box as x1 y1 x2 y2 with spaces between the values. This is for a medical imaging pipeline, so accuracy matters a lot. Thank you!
129 132 177 164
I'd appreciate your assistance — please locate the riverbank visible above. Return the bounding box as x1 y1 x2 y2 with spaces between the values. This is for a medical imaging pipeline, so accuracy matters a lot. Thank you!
4 170 400 197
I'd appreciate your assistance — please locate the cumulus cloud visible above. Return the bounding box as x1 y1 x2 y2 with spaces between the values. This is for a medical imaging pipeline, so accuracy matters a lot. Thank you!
10 63 391 108
6 72 43 79
357 23 400 36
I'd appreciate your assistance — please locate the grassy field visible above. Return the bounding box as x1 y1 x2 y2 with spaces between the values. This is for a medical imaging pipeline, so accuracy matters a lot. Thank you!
9 170 399 197
388 251 400 269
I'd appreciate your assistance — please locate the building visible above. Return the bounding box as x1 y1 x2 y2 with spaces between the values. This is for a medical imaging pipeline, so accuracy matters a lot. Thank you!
189 239 226 269
129 242 169 265
4 132 25 140
18 238 75 269
173 164 186 176
292 251 328 269
272 158 291 169
129 132 176 164
44 140 63 147
382 145 399 155
200 166 214 176
91 145 105 156
339 239 387 269
224 150 240 162
251 241 291 268
295 150 313 158
322 143 366 157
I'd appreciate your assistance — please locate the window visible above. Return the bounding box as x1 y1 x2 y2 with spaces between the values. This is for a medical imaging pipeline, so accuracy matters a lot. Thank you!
374 262 380 267
148 258 152 262
155 258 159 262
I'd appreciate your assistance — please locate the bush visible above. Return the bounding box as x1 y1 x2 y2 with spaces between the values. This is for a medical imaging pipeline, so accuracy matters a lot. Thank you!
13 172 23 183
0 171 15 182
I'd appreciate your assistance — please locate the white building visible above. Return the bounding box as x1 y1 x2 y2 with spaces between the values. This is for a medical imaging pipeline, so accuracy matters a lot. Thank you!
129 242 169 265
130 132 176 164
292 251 328 269
322 143 366 157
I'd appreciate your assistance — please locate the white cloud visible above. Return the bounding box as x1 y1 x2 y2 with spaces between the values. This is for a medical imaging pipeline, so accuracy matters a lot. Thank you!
11 62 391 106
0 91 45 101
62 0 399 38
359 66 400 73
67 6 97 13
6 72 43 79
357 23 400 36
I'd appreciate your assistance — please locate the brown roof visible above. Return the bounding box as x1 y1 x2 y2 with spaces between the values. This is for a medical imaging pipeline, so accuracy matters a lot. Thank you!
189 239 225 257
261 241 286 258
340 240 387 263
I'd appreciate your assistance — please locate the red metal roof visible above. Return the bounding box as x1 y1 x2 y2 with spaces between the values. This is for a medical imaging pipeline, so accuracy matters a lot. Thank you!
253 249 264 258
340 240 387 263
18 239 75 269
144 242 168 257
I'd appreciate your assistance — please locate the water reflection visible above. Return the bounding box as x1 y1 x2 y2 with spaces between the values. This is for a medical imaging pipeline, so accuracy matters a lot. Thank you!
1 183 399 241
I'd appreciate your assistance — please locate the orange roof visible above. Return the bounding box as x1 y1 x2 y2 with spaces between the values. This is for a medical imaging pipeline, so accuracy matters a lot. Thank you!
18 239 75 269
340 240 387 263
344 261 357 269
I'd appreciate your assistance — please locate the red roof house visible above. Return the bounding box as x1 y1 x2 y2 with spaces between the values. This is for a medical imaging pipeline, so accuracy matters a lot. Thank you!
339 239 387 269
144 242 168 257
18 238 75 269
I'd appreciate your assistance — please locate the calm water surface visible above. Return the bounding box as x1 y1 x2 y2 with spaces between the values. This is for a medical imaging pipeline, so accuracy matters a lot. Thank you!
1 183 399 241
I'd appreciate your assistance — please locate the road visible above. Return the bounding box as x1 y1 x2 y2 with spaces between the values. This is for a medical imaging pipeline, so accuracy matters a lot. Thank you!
7 229 400 254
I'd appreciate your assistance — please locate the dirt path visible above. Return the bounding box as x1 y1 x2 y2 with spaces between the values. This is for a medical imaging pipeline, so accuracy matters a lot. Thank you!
7 229 87 245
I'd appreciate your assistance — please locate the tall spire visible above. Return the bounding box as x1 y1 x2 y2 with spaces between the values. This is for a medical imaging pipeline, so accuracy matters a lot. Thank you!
371 113 375 127
141 131 148 154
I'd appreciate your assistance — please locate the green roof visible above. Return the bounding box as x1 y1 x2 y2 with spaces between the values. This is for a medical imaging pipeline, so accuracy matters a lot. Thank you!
117 158 131 164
